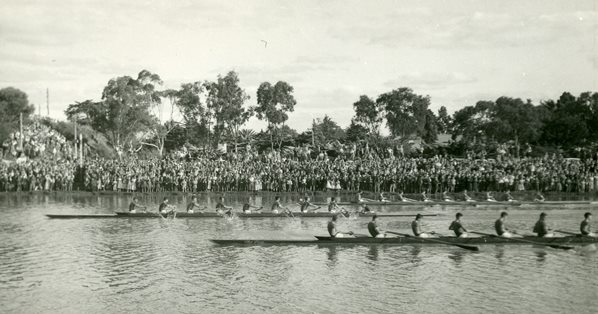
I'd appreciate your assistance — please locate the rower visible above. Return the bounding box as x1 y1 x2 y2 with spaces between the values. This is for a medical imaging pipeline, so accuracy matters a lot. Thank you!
271 196 291 215
158 197 176 215
580 212 595 237
463 190 475 202
186 195 205 213
533 212 554 237
300 196 319 213
215 196 233 216
495 211 513 237
242 198 261 214
412 213 433 238
534 192 545 202
442 191 454 202
360 205 373 214
328 197 340 212
129 197 147 213
505 190 516 202
421 191 432 202
368 214 386 238
398 191 415 202
449 212 469 238
378 192 389 202
486 191 497 202
327 214 353 238
328 197 349 215
357 190 375 203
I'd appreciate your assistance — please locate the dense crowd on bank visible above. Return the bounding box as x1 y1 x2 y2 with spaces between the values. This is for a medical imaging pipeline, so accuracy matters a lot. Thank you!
2 148 598 196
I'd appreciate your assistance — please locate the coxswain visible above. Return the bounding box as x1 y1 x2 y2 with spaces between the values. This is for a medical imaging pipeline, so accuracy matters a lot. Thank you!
533 212 554 237
534 192 545 202
449 212 469 238
327 214 353 238
300 196 320 213
486 191 497 202
129 197 147 213
186 195 205 213
505 191 516 202
412 213 433 237
368 214 386 238
580 212 596 236
398 191 415 202
495 211 513 237
463 190 475 202
158 197 176 215
442 191 454 202
215 196 233 216
421 191 433 202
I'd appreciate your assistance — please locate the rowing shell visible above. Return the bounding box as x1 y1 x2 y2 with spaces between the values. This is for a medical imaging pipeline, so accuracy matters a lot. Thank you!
46 212 439 219
210 235 597 246
312 200 597 207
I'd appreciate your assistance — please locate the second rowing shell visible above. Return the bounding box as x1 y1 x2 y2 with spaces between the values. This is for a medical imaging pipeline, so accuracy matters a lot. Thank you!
312 200 597 206
45 212 440 219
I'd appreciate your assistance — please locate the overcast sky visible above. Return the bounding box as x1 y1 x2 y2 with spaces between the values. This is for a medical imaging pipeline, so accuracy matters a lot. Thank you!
1 0 596 132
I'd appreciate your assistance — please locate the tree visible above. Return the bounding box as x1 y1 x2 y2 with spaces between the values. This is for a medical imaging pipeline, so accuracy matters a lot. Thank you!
540 92 594 147
345 119 369 142
311 115 345 146
205 71 251 151
451 100 494 143
436 106 451 134
486 97 542 156
254 81 297 149
377 87 431 139
352 95 382 137
65 70 157 153
0 87 35 142
140 87 183 157
174 82 210 148
422 109 438 143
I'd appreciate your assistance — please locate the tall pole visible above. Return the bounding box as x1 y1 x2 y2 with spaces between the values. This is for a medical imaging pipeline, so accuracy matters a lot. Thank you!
46 88 49 116
74 121 78 160
79 133 83 165
311 119 315 147
18 113 23 152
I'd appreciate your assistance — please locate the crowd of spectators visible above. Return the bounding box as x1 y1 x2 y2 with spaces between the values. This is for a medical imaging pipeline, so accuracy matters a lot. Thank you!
1 121 72 160
2 144 598 196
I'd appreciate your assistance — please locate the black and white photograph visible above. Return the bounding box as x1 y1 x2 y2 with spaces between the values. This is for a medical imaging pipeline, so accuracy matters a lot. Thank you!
1 0 597 313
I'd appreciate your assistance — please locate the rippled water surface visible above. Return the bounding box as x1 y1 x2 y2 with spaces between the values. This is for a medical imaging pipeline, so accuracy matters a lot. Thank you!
1 192 598 314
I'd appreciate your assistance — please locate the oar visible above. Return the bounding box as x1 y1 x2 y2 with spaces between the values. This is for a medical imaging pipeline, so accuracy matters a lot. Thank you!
470 231 574 250
386 231 479 251
554 230 580 236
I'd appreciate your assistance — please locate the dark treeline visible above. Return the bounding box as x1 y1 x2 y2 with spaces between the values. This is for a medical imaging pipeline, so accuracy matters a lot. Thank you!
1 70 598 159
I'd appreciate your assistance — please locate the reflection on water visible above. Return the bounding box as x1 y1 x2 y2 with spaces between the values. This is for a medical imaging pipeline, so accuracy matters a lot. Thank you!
0 192 598 314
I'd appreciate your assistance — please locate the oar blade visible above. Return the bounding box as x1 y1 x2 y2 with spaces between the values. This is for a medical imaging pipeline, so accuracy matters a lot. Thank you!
455 244 479 251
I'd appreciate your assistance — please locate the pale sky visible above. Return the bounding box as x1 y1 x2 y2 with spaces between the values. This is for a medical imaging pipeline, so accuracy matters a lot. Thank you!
1 0 597 132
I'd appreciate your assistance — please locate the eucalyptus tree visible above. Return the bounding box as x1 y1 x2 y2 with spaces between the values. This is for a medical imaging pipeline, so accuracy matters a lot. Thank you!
254 81 297 150
204 71 251 151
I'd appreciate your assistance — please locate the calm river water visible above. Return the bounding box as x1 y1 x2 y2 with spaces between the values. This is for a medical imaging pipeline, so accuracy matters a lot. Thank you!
0 192 597 314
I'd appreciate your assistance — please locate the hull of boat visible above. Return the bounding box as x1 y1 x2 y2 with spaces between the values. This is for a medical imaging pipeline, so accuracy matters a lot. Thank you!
312 201 596 206
210 235 597 245
46 212 438 219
